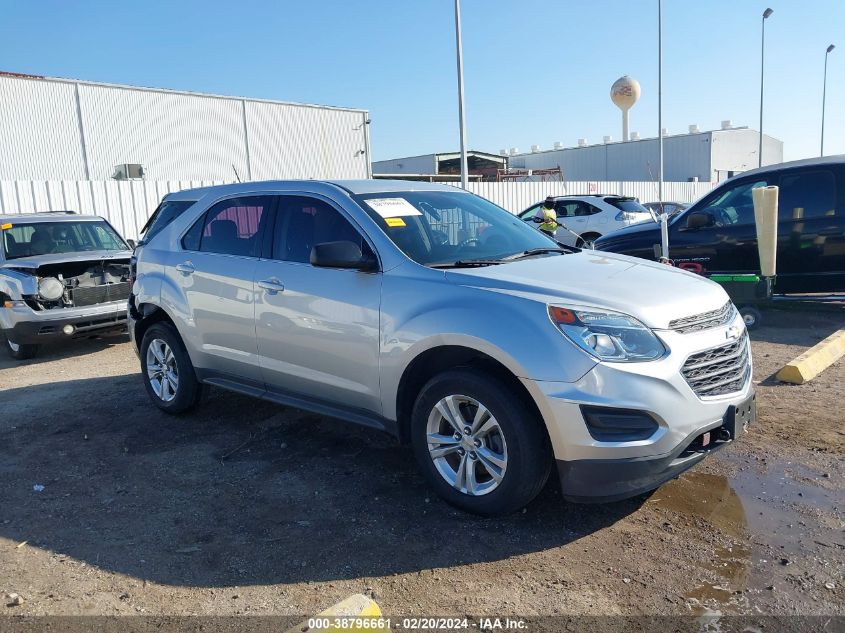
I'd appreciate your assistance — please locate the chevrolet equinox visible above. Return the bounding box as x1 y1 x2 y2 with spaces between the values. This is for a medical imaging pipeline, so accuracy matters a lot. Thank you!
128 180 755 515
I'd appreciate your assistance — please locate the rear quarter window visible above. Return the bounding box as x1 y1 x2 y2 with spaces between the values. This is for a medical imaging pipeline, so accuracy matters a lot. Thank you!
142 200 196 242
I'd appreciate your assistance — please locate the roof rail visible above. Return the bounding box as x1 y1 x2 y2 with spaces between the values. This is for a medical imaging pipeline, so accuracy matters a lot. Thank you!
41 210 77 214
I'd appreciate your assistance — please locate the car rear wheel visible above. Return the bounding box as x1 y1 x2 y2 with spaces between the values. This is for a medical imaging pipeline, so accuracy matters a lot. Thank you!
3 332 39 360
410 369 551 516
140 322 202 414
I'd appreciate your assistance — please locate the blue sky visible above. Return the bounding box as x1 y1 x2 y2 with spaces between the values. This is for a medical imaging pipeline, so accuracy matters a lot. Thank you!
1 0 842 163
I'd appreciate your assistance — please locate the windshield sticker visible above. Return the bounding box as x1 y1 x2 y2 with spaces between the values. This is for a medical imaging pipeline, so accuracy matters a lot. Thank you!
0 223 12 230
384 217 406 228
365 198 422 218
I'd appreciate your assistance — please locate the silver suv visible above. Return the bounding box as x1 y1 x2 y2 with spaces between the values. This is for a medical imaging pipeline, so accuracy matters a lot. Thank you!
129 180 755 515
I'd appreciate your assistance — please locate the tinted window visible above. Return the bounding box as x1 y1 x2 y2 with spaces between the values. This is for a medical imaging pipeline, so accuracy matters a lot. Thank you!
555 202 580 218
778 170 837 220
604 198 650 213
141 200 196 242
183 196 270 257
273 196 365 263
697 179 769 226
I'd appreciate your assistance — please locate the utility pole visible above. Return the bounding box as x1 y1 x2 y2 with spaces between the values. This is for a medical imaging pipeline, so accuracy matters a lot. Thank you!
658 0 669 262
759 8 773 167
454 0 468 189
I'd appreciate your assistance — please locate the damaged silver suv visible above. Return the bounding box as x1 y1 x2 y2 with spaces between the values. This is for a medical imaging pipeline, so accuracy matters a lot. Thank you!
0 212 133 360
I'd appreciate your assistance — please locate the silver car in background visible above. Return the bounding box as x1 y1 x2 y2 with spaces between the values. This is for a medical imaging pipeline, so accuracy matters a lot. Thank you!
1 212 132 359
129 181 755 515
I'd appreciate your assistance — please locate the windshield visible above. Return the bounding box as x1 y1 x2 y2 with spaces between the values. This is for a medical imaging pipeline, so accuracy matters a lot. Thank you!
353 190 557 266
1 220 127 260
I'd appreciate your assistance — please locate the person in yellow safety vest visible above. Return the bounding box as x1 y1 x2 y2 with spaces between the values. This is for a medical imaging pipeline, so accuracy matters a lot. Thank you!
535 196 558 237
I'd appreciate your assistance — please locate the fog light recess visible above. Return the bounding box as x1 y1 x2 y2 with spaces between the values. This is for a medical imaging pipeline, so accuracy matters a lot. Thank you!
580 405 660 442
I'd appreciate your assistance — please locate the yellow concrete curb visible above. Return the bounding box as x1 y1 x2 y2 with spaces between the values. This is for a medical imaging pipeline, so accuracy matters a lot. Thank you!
776 329 845 384
285 594 382 633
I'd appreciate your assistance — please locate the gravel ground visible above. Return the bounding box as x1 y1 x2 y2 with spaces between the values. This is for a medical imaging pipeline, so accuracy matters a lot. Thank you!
0 307 842 622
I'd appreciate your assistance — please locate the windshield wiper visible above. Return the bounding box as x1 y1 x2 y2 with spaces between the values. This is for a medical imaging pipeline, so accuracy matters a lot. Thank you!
502 247 572 261
429 259 505 269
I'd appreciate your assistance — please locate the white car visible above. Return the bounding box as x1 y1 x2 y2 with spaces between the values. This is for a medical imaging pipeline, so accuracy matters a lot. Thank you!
519 195 655 247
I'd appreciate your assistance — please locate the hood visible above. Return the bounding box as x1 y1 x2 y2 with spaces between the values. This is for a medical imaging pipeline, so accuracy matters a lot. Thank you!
444 251 728 330
595 220 662 243
1 250 132 271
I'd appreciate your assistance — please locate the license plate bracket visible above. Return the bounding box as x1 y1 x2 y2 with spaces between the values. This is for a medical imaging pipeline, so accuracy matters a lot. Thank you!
724 392 756 439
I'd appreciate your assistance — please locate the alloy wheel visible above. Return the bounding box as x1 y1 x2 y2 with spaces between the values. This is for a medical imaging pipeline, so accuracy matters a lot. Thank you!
146 338 179 402
426 394 508 496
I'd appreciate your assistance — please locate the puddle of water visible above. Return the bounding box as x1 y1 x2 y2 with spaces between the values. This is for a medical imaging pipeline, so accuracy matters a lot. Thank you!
648 454 843 614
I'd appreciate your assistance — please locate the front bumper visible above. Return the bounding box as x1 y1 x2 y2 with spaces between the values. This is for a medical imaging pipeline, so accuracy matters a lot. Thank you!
522 312 755 502
557 392 754 502
1 300 127 344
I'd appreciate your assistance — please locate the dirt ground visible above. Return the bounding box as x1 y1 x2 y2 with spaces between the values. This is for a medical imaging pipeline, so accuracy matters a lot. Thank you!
1 307 843 623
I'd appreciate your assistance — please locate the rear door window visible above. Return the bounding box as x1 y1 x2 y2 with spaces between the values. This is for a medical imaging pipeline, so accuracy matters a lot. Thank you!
183 196 272 257
777 170 837 220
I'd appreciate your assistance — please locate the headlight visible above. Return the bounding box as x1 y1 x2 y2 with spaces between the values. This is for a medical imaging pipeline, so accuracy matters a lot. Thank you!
38 277 65 301
548 305 666 362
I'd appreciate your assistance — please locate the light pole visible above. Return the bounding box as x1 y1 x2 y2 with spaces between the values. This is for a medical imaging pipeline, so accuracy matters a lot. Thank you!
454 0 468 189
821 44 835 156
758 7 773 168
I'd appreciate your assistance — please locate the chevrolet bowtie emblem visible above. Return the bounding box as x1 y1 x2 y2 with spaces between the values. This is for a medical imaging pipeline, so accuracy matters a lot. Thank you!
726 325 742 340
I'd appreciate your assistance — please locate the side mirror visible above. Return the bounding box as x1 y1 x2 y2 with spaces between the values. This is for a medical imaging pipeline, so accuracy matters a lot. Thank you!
310 241 377 271
126 239 137 249
685 211 715 230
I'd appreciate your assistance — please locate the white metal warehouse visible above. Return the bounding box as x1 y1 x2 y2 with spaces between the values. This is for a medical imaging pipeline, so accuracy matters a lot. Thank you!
0 71 371 181
508 126 783 183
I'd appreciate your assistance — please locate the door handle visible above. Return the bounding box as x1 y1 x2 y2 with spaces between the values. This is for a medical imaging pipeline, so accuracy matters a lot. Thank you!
175 261 195 274
258 278 285 294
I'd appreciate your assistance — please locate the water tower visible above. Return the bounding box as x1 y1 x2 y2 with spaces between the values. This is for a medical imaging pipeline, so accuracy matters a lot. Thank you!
610 75 641 141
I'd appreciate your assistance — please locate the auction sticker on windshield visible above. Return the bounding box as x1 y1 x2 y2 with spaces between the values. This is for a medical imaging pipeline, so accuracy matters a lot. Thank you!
365 198 422 218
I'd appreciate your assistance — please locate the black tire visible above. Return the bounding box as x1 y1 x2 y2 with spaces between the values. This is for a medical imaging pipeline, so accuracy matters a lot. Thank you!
3 331 39 360
139 322 202 414
576 232 601 249
410 369 551 516
740 306 762 330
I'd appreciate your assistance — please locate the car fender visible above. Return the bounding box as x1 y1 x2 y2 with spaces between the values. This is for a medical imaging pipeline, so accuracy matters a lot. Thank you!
379 278 596 420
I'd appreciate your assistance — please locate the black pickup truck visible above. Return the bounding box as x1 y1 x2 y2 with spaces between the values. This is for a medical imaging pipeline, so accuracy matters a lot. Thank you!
594 156 845 294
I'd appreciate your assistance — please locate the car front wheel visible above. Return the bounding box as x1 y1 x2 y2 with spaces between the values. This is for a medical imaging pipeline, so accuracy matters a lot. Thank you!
410 369 551 516
139 322 202 414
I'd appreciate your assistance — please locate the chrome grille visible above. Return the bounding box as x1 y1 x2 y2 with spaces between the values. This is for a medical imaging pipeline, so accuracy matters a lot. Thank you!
669 302 735 334
681 332 750 397
70 282 131 307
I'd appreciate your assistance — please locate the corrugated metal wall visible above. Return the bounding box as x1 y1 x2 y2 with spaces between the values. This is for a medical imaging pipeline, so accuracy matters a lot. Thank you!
0 180 716 240
0 74 370 181
372 155 437 175
0 76 87 180
509 134 715 182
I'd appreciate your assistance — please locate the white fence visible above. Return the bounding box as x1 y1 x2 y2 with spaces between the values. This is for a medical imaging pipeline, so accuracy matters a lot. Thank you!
0 179 716 241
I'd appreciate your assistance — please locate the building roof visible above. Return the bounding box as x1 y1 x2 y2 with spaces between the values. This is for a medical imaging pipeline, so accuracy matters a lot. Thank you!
0 70 368 114
732 154 845 178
